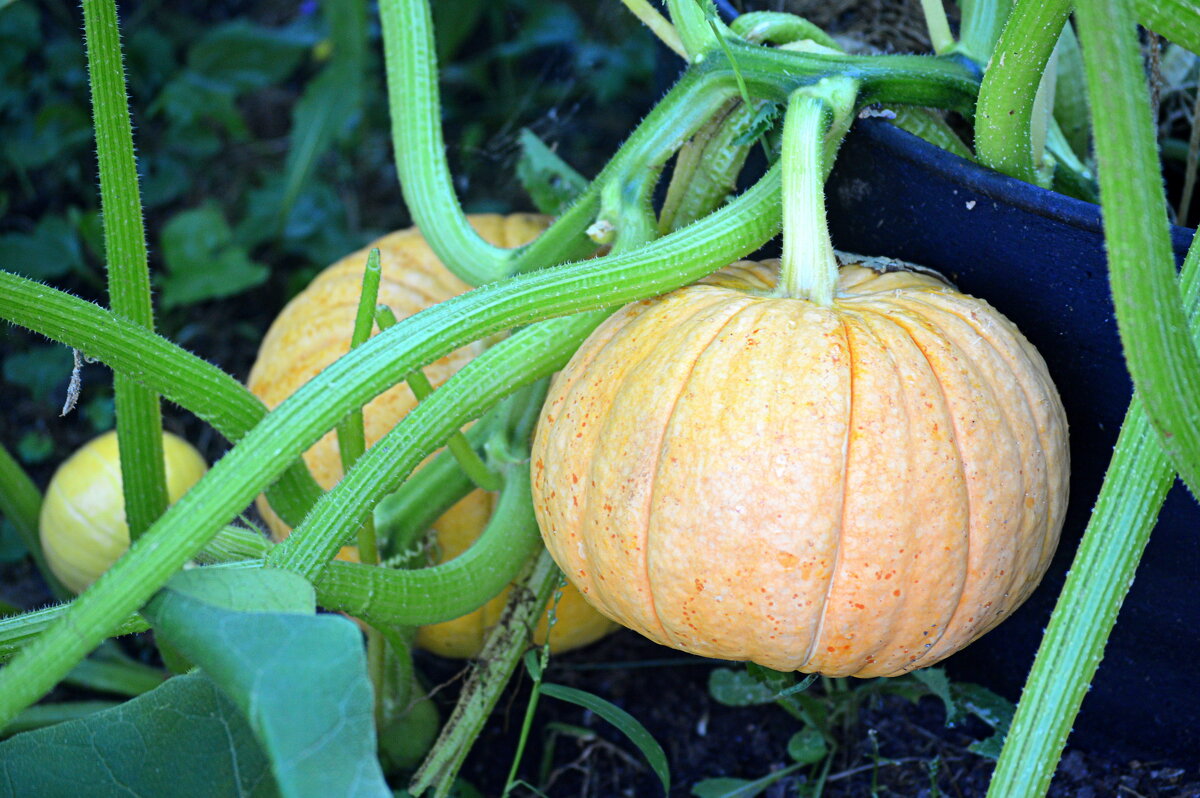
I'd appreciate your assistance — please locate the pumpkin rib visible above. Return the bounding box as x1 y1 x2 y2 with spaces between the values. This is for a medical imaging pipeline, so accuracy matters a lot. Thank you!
867 304 975 676
799 312 856 670
873 306 975 674
638 295 759 648
902 296 1052 616
902 291 1069 581
564 290 744 632
821 306 955 676
833 308 911 674
884 306 1027 671
647 298 793 659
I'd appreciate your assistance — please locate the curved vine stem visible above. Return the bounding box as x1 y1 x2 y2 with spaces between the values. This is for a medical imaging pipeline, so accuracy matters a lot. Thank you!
381 0 601 284
0 274 323 527
83 0 167 541
975 0 1070 184
1076 0 1200 497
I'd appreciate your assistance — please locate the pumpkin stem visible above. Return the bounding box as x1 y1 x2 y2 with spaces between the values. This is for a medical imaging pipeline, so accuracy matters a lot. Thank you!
778 78 859 304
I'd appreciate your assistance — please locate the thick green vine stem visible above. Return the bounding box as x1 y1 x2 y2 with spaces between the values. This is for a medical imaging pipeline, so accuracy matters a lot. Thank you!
378 307 502 494
666 0 727 62
0 273 322 526
659 99 762 234
988 234 1200 796
409 548 562 797
82 0 168 541
975 0 1071 185
778 78 859 303
380 0 599 284
1076 0 1200 497
316 463 540 628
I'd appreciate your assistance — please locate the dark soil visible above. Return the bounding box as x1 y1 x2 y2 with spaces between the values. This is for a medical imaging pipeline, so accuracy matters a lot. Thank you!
422 631 1200 797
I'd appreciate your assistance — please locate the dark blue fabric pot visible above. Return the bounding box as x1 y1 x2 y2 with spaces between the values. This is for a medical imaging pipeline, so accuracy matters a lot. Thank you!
825 118 1198 760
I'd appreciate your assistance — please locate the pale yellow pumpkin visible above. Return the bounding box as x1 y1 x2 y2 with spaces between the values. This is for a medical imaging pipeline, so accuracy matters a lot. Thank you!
248 214 615 656
532 257 1069 677
40 430 209 594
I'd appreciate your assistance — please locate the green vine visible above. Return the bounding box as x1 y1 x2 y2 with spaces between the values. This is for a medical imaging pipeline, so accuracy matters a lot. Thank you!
1076 0 1200 498
975 0 1071 184
82 0 167 541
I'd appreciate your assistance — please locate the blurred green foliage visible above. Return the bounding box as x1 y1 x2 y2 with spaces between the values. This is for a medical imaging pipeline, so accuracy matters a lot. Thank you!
1 0 658 472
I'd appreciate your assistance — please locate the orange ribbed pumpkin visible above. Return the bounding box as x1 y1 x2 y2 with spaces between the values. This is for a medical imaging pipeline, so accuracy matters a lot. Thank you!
248 214 615 656
532 257 1069 677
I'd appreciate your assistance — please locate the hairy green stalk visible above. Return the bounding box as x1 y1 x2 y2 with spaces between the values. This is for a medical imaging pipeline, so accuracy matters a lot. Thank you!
975 0 1071 184
82 0 167 541
1076 0 1200 496
381 0 600 284
0 274 322 526
378 306 501 494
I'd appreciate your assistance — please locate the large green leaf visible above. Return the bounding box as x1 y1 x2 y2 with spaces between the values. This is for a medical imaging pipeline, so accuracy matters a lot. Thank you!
0 214 86 281
158 204 268 309
187 21 311 92
0 673 276 798
141 569 390 798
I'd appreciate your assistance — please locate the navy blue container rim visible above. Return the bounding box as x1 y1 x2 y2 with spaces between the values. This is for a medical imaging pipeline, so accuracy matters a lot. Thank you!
851 117 1196 254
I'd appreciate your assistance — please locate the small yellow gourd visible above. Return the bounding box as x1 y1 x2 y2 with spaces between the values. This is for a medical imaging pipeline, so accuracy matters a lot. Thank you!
39 430 208 594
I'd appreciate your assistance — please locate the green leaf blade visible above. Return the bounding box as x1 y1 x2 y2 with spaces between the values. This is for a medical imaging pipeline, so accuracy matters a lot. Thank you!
141 569 389 798
158 204 269 309
539 681 669 794
0 673 277 798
